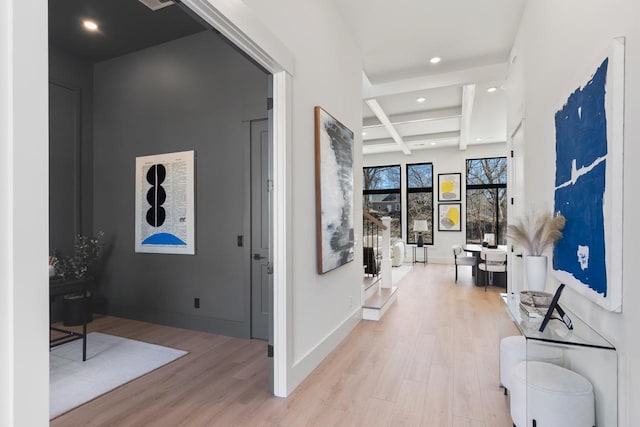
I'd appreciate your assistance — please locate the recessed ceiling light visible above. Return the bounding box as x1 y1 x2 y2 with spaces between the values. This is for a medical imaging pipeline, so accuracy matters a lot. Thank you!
487 87 497 93
362 131 367 136
430 142 437 146
476 137 483 141
416 97 426 103
430 57 441 64
82 20 99 32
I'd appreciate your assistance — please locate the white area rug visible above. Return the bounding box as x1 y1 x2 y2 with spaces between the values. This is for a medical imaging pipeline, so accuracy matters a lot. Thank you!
392 264 413 286
50 332 187 419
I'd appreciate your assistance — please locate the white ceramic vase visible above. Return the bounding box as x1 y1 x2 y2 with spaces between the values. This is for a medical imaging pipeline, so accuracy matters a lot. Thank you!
525 255 547 292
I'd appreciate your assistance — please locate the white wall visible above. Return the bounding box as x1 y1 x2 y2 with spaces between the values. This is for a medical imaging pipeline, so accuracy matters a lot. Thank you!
364 143 507 263
508 1 640 425
0 0 49 425
241 0 364 392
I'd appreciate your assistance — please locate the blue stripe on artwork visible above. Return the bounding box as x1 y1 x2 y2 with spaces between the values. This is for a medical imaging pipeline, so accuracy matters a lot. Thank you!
553 161 607 296
555 58 608 187
141 233 187 246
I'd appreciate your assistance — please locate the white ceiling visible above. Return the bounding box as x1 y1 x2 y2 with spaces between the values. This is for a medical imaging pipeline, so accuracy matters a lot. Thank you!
333 0 527 155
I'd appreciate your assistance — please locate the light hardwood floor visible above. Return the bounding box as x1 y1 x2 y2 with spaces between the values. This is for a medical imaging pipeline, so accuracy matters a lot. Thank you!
51 264 512 427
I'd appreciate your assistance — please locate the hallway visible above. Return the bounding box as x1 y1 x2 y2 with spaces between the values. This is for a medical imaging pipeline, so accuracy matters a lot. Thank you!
52 264 512 426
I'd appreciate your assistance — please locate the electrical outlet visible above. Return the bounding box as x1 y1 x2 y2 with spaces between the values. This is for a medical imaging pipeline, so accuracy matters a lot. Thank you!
194 297 200 309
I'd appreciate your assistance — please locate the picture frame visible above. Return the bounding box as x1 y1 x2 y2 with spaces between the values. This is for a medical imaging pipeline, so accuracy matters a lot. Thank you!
314 106 354 274
438 203 461 232
552 38 624 312
135 150 195 255
437 173 461 201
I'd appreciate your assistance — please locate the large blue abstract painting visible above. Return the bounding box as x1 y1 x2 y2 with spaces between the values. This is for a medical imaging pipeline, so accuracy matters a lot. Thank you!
552 39 624 312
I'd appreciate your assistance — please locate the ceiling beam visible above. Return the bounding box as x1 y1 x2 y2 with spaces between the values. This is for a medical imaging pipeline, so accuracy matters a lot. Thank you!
459 84 476 151
365 99 411 155
362 70 373 93
363 63 507 99
363 107 462 127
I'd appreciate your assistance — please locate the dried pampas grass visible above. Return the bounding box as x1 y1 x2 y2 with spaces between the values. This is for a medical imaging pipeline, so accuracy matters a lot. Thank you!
507 211 566 256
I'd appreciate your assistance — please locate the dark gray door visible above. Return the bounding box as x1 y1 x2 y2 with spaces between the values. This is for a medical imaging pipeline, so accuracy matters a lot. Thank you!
251 119 270 340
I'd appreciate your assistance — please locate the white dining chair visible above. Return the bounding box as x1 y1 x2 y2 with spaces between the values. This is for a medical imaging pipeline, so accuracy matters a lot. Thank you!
478 248 507 291
452 245 476 283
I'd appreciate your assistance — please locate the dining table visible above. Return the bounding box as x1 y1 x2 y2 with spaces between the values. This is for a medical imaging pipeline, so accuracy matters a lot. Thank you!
462 244 508 287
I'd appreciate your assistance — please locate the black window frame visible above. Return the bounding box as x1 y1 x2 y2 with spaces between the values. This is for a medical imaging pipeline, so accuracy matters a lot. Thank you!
363 165 402 240
465 157 508 244
406 162 434 245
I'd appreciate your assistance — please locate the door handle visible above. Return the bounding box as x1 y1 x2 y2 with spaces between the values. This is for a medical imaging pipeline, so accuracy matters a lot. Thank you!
515 253 523 258
253 253 267 260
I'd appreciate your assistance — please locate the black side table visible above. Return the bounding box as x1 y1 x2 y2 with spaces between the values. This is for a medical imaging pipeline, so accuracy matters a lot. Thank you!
410 245 428 264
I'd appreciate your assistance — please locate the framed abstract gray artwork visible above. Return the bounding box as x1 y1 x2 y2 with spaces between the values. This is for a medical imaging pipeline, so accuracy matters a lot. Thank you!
315 106 354 274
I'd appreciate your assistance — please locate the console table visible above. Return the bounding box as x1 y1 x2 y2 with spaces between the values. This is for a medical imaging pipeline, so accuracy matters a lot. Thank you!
50 277 90 361
408 244 428 264
500 292 617 426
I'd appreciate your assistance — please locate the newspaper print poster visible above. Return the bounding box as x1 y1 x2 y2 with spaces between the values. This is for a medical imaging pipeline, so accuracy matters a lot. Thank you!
135 150 195 254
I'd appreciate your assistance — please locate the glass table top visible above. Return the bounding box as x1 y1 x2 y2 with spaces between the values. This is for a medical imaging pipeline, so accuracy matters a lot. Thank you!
501 293 615 350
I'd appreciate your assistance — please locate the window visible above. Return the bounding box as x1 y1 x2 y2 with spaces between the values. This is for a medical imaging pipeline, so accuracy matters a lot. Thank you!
406 163 433 245
363 165 401 239
466 157 507 244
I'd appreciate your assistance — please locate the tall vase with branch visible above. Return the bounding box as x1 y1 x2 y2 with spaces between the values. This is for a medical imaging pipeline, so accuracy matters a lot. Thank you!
508 211 566 292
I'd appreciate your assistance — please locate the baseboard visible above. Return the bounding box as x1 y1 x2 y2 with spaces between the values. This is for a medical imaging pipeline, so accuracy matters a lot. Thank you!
107 303 249 338
426 257 455 264
287 306 361 393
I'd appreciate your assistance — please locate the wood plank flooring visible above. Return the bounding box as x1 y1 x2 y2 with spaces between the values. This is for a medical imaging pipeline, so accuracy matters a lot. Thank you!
51 264 512 426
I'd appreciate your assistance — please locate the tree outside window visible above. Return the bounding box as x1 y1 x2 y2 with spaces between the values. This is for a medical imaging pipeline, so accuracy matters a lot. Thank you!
406 163 433 245
363 165 401 239
465 157 507 244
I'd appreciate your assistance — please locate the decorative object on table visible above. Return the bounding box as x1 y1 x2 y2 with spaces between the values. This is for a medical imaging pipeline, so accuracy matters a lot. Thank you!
413 219 428 247
483 233 496 247
135 150 195 255
508 210 566 292
519 290 553 318
520 290 553 307
438 203 461 231
314 106 354 274
52 232 105 280
552 38 625 313
437 172 461 201
539 283 573 332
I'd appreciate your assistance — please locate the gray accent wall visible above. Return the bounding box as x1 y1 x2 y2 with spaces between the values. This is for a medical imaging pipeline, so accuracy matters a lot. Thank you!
93 31 268 337
49 47 95 251
49 48 95 323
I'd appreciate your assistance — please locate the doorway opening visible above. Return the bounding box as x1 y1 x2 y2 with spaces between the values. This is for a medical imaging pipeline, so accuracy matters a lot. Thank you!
48 0 282 395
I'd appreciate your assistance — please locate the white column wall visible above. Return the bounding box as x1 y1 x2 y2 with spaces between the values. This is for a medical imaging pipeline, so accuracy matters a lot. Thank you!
508 1 640 425
241 0 363 393
0 0 50 425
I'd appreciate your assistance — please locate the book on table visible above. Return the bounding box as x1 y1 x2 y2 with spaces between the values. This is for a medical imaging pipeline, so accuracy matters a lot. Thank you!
519 302 545 318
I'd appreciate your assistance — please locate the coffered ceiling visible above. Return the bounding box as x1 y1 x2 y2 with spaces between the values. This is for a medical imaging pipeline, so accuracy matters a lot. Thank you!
333 0 527 154
50 0 526 156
